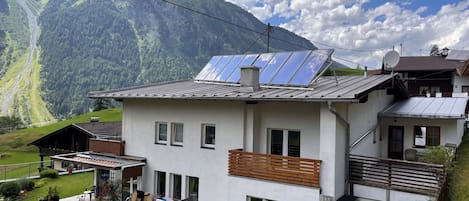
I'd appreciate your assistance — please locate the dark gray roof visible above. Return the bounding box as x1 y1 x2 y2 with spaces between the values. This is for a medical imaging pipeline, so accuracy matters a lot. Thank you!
90 75 397 102
379 97 468 119
74 122 121 139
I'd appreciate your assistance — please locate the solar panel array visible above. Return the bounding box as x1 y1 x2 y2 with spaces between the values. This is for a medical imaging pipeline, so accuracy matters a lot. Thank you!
195 49 334 87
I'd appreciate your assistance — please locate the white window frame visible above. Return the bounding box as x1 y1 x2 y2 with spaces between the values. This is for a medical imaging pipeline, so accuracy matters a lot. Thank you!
171 123 184 146
155 122 168 144
154 171 166 198
186 176 199 200
170 173 182 200
267 128 300 157
201 124 216 148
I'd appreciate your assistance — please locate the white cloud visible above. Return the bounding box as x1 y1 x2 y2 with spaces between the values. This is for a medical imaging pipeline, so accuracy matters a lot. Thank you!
227 0 469 69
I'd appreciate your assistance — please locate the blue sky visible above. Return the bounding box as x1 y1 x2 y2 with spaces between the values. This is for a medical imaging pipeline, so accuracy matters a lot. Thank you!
229 0 469 68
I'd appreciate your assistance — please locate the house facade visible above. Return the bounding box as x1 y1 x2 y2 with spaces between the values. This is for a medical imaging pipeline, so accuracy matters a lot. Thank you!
90 60 409 201
83 50 469 201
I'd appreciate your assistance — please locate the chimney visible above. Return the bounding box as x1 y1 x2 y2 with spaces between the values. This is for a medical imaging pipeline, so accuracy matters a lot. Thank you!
364 66 368 78
239 66 260 92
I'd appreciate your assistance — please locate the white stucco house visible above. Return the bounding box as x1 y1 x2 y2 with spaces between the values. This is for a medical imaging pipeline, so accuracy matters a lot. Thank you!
78 50 467 201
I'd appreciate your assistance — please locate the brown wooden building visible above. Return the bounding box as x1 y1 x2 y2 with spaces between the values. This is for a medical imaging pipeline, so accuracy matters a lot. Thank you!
392 53 469 97
28 121 122 169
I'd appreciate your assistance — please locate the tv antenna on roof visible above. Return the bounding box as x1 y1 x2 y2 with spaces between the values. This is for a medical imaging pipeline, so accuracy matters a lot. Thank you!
383 50 400 87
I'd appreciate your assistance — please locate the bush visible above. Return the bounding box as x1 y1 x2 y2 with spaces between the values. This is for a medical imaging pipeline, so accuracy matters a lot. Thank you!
0 181 21 198
420 146 455 170
18 178 35 191
40 169 59 179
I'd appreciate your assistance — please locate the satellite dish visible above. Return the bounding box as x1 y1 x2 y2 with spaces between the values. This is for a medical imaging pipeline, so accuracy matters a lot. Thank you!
383 50 400 68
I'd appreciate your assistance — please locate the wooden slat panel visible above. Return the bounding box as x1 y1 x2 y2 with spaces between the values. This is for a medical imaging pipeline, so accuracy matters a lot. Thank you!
228 149 321 188
349 154 446 197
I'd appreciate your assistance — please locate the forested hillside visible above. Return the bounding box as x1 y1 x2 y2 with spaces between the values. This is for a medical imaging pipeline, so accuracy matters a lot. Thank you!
37 0 317 118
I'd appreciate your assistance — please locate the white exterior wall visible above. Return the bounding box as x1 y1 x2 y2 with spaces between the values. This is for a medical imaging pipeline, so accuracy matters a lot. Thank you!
256 102 321 158
122 99 323 201
353 184 435 201
452 73 469 93
123 99 245 201
348 90 394 157
380 118 464 158
228 176 320 201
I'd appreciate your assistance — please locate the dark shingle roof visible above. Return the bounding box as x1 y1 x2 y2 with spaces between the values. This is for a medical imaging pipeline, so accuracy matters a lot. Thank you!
394 56 465 71
89 75 398 102
74 122 121 138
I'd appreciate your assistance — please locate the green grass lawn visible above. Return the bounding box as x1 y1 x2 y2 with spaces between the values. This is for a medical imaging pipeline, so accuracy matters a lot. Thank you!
450 135 469 200
0 108 122 152
24 172 93 201
0 151 51 180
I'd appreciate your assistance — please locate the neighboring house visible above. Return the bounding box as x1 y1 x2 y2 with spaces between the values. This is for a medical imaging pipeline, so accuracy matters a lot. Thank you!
392 50 469 97
29 121 122 170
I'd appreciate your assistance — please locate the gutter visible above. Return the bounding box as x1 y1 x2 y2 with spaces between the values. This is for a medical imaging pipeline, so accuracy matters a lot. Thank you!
327 101 351 197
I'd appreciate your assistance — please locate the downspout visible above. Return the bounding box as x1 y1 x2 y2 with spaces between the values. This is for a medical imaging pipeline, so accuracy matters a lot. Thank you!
327 101 351 197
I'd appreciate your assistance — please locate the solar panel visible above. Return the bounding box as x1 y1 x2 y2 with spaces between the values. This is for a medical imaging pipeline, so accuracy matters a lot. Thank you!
195 49 333 87
259 52 291 83
203 55 233 80
226 54 259 82
270 50 311 85
289 49 333 85
217 55 245 81
195 56 222 80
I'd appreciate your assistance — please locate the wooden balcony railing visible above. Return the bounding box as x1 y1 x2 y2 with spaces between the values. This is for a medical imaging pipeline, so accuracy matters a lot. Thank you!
349 154 446 197
228 149 321 188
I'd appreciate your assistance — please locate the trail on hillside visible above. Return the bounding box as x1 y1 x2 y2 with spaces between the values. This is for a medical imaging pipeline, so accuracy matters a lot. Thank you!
0 0 55 126
1 0 38 114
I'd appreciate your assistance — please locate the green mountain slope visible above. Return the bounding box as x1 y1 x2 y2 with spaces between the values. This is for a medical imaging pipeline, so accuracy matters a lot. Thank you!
0 0 54 126
0 0 318 120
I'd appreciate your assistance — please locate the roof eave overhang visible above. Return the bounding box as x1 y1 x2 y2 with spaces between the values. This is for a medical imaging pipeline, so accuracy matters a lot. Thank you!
379 114 465 120
51 152 146 170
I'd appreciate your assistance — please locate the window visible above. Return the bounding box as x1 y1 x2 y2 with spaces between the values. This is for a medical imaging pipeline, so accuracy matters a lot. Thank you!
155 171 166 198
171 123 184 146
155 122 168 144
246 196 275 201
462 86 469 93
269 129 300 157
171 174 182 200
202 124 216 148
186 176 199 200
414 126 440 147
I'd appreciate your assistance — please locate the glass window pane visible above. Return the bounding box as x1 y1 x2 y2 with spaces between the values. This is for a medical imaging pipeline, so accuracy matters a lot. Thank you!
259 52 291 84
157 122 167 142
288 131 300 157
172 123 184 144
270 130 283 155
226 54 259 82
218 55 244 81
271 51 310 85
172 174 182 199
426 127 440 146
204 125 216 145
156 171 166 198
289 50 332 86
414 126 426 147
187 176 199 200
195 56 222 80
204 56 233 81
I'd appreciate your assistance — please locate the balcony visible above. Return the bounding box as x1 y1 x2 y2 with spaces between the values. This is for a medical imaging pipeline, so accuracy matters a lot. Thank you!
228 149 321 188
349 154 446 197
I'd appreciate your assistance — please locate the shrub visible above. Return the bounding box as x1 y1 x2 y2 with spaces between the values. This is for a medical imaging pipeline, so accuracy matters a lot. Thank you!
40 169 59 179
420 146 455 171
18 178 35 191
0 181 21 198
